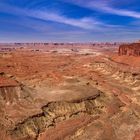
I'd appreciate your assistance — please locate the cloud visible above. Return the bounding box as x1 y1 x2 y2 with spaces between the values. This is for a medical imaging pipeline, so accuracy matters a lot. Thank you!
0 2 105 30
0 2 120 31
1 1 140 42
29 11 101 30
65 0 140 19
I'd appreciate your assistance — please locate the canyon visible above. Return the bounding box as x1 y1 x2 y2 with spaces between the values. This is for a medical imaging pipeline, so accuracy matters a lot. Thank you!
0 43 139 140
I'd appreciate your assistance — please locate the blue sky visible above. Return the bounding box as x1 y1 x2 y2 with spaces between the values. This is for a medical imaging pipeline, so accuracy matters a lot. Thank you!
0 0 140 42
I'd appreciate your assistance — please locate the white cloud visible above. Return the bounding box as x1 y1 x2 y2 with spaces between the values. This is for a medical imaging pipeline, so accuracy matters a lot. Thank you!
0 3 104 30
29 11 100 29
66 0 140 19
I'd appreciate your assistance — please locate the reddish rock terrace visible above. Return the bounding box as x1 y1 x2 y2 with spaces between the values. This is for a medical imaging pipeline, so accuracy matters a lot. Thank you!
0 77 19 87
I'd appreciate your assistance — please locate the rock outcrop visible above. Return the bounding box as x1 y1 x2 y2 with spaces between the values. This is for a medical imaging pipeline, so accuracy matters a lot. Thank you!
119 43 140 56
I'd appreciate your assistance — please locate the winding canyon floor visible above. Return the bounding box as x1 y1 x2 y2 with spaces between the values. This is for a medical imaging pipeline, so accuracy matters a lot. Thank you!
0 49 140 140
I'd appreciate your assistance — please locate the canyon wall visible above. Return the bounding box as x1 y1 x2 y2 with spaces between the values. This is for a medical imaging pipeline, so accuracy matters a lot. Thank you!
119 43 140 56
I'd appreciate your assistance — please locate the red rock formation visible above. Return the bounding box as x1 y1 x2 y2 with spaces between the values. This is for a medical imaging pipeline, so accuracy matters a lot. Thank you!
119 43 140 56
0 45 139 140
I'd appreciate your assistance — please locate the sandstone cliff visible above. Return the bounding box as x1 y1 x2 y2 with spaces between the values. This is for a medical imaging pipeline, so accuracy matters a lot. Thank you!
119 43 140 56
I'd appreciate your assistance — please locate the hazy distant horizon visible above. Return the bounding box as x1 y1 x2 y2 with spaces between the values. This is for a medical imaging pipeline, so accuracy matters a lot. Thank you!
0 41 134 44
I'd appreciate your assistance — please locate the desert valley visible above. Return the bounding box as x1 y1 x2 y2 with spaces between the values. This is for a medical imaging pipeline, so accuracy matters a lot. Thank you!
0 42 140 140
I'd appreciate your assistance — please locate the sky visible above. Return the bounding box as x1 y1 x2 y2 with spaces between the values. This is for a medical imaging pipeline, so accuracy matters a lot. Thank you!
0 0 140 42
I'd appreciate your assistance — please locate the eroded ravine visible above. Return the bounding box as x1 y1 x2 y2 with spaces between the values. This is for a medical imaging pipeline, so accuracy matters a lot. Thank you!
92 60 140 93
9 93 103 140
0 51 140 140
